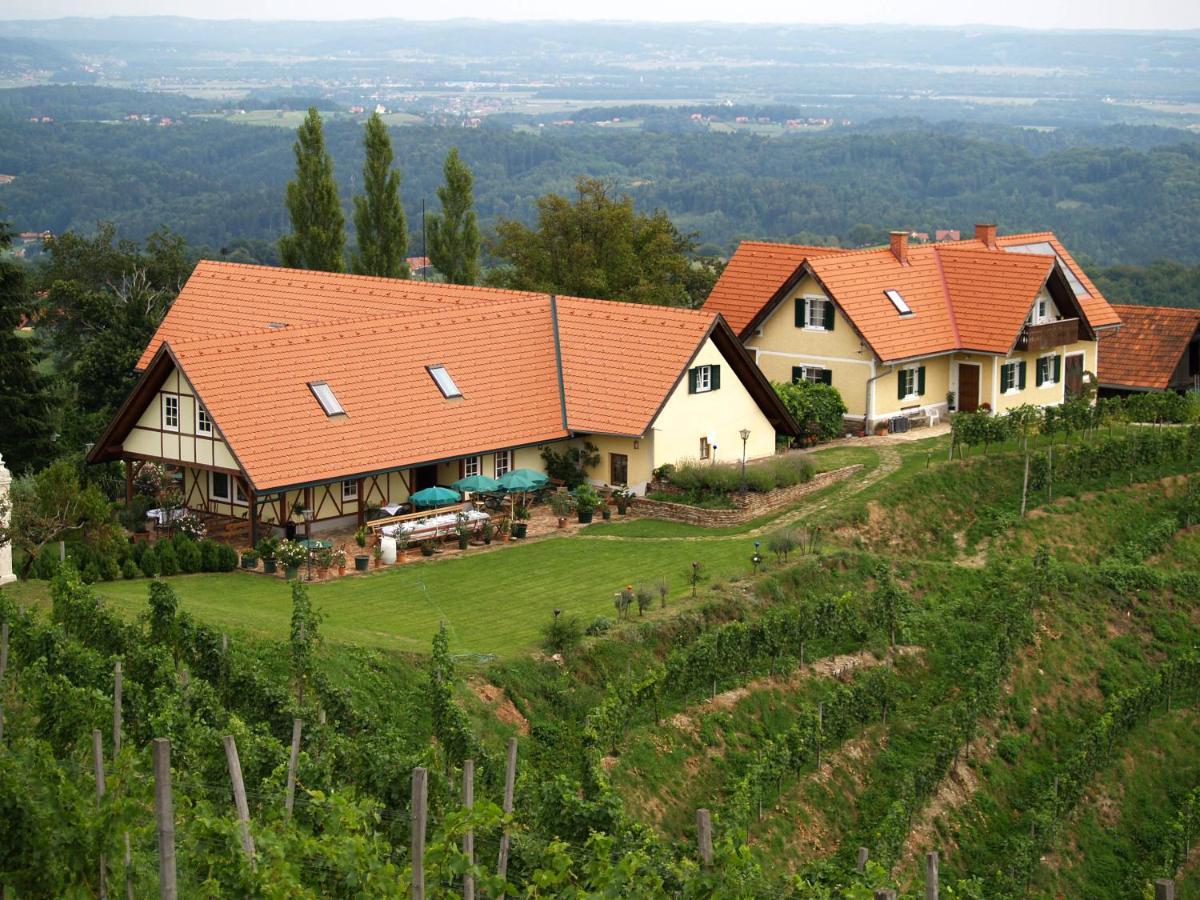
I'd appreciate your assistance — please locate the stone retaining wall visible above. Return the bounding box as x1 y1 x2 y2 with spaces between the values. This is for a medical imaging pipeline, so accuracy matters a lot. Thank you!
629 464 863 526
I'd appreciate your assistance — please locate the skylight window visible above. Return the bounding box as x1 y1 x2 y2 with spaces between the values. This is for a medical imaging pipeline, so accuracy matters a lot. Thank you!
1005 241 1090 298
885 289 913 316
427 364 463 399
308 381 345 416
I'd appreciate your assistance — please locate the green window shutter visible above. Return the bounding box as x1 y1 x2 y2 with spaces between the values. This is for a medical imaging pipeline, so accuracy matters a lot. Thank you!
711 365 721 390
823 301 835 331
688 367 698 394
897 371 907 400
1053 355 1061 383
1001 363 1011 392
1018 361 1027 390
1035 359 1045 387
917 365 926 396
792 366 803 384
795 297 806 328
820 369 833 386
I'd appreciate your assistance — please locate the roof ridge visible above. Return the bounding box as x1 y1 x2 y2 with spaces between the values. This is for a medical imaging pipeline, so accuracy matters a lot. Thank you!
933 245 962 348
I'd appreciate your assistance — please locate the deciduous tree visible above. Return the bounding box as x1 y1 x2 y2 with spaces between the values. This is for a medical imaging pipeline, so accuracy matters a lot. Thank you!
279 107 345 272
426 147 479 285
351 113 409 278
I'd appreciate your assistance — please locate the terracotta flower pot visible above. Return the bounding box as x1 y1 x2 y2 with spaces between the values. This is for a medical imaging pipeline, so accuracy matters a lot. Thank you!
337 565 346 577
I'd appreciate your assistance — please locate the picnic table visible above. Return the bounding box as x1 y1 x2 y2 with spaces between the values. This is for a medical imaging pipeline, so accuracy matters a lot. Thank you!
382 509 491 544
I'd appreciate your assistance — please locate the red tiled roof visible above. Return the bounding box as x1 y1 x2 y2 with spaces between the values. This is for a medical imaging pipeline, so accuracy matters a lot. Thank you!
703 241 848 335
705 230 1120 362
1098 304 1200 390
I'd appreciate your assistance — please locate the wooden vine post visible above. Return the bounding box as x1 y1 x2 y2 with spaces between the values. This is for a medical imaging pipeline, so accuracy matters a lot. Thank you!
411 767 428 900
924 851 939 900
222 735 256 869
463 759 476 900
1021 452 1031 517
856 846 868 873
92 729 108 900
285 718 302 818
497 737 518 890
696 808 713 867
1155 879 1175 900
152 738 177 900
112 660 123 758
874 891 897 900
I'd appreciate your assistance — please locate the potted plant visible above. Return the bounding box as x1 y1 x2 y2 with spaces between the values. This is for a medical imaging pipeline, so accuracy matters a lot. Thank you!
572 484 601 524
398 538 408 562
315 545 334 579
257 536 279 575
353 527 370 571
455 513 471 550
613 488 634 516
481 521 494 545
372 544 383 568
550 492 573 528
512 506 530 539
277 539 306 580
498 519 511 543
333 546 347 577
600 495 612 521
420 539 438 557
240 549 259 570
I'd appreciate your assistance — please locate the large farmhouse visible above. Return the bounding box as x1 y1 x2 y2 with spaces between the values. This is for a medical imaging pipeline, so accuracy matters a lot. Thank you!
704 224 1122 431
87 262 795 540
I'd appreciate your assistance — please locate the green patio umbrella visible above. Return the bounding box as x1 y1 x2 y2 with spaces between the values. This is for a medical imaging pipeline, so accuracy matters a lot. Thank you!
451 473 502 493
409 486 462 508
496 468 549 491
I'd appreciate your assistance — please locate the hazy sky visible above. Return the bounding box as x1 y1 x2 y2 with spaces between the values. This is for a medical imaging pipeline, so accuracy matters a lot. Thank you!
5 0 1200 30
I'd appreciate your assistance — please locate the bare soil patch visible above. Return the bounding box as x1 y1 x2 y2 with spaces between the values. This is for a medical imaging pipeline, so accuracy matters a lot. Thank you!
468 678 530 735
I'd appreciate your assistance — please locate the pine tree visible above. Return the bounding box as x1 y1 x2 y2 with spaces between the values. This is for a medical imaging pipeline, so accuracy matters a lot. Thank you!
351 113 409 279
0 219 55 474
426 147 480 285
279 108 345 272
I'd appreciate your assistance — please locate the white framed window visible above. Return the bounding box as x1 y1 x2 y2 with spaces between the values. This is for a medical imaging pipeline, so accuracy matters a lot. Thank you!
427 364 462 398
196 404 213 436
1036 354 1060 388
308 381 345 416
234 480 247 505
792 365 829 384
162 394 179 431
1000 361 1026 394
342 480 358 502
494 450 513 477
210 470 231 502
806 297 829 330
899 366 924 401
695 365 712 392
463 456 481 478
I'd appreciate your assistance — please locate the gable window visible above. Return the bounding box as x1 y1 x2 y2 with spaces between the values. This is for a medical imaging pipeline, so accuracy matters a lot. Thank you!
688 364 721 394
699 436 710 460
1036 354 1061 388
196 404 213 436
494 450 513 478
796 295 835 331
308 381 345 417
1000 361 1027 394
427 364 462 399
885 289 913 316
162 395 179 431
342 480 358 502
897 365 926 401
234 480 247 505
210 470 231 502
792 365 832 385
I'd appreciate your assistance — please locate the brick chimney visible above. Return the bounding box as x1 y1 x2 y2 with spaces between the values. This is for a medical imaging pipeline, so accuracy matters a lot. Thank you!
889 230 909 264
975 223 998 249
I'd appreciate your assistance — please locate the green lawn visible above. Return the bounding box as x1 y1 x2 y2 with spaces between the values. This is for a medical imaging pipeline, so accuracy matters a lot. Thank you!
5 533 764 658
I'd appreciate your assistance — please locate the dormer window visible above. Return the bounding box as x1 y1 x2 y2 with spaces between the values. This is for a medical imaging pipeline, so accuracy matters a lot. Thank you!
427 364 462 399
885 289 913 316
308 381 345 416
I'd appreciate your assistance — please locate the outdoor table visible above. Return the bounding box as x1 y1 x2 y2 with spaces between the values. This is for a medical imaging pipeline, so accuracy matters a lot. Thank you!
298 538 332 550
382 509 490 543
379 502 406 516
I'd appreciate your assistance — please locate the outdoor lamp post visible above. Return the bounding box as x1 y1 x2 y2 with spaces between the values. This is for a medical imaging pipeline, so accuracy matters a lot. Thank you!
302 506 314 581
739 428 751 496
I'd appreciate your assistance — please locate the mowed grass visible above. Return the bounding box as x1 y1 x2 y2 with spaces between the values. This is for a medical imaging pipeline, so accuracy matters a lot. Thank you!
5 534 763 658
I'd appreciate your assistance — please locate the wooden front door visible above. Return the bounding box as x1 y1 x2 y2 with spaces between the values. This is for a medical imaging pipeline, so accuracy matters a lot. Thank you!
414 464 439 491
1065 354 1085 398
610 453 629 486
957 364 981 412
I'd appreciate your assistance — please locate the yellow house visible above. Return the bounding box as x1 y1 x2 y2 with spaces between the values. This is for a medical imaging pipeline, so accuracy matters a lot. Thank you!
88 262 795 539
704 224 1122 432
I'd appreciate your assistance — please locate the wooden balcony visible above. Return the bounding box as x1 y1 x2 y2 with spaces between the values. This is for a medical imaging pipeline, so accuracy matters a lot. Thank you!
1016 318 1081 353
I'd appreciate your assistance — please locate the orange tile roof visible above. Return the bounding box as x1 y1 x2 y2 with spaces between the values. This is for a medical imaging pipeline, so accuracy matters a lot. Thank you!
1098 304 1200 390
107 261 795 490
705 230 1120 362
703 241 848 335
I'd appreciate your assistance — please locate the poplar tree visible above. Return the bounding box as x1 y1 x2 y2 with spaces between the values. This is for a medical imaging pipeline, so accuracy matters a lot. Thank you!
351 113 409 278
279 107 345 272
426 147 480 285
